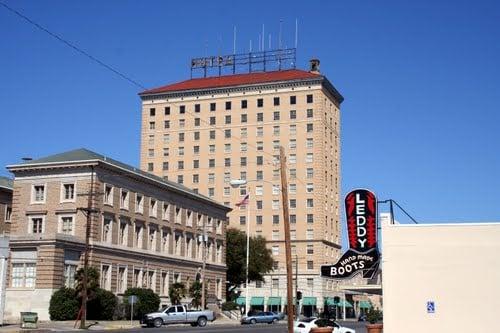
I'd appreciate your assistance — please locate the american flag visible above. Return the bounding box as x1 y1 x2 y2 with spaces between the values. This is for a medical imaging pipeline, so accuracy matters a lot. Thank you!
235 194 249 207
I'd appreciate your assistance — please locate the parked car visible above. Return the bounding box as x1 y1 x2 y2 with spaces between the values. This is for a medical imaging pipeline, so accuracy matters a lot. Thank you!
241 311 282 324
294 318 356 333
141 305 215 328
273 311 286 320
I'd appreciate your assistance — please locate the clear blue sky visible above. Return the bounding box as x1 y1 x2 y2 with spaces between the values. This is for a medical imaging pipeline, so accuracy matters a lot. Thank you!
1 0 499 224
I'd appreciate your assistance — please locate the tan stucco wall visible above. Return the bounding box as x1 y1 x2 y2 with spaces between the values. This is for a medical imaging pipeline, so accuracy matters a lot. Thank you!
382 222 500 333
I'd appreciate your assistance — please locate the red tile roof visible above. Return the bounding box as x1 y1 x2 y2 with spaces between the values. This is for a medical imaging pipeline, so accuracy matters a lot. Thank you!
140 69 321 95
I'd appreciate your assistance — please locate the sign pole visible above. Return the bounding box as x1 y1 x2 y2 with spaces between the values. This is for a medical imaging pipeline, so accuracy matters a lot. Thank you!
130 301 133 327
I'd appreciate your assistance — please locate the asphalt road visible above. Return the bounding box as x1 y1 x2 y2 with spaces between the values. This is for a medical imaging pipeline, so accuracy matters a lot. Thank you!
84 321 366 333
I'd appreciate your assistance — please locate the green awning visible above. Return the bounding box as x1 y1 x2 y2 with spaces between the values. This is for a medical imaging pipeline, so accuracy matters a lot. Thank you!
250 297 265 306
267 297 282 306
236 297 245 306
359 300 372 309
324 297 336 306
302 297 317 306
337 300 353 308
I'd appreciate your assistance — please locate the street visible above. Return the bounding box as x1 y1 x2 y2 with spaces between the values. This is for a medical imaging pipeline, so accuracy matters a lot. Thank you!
76 321 366 333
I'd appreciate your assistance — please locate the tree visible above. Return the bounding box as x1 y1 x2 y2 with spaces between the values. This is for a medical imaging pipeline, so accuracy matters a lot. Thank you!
189 280 208 309
123 288 161 320
75 266 100 300
226 228 274 294
49 288 79 320
169 282 186 305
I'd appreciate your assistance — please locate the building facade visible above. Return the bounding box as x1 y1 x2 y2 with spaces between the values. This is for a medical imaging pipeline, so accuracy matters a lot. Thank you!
0 177 13 235
4 148 230 321
139 64 345 312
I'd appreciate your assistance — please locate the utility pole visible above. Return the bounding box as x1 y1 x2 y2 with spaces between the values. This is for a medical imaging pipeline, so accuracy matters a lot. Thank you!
200 217 207 309
279 146 294 333
80 166 95 329
295 255 299 319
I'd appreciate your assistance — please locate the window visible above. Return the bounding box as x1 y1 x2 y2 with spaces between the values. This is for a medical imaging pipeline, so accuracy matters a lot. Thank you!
272 184 280 195
289 154 296 164
273 111 280 120
271 231 280 242
64 263 77 288
290 168 296 179
177 175 183 184
290 110 296 119
307 278 314 288
102 217 112 243
209 130 216 140
119 219 128 245
101 264 111 290
306 138 314 148
163 148 170 156
291 230 296 240
148 135 154 145
208 173 215 183
272 200 279 210
256 170 263 180
147 163 154 172
289 139 296 149
290 95 296 104
307 214 314 224
61 183 75 202
257 127 264 137
256 156 263 165
257 98 264 107
306 183 314 193
164 120 170 129
210 102 216 111
135 194 144 213
11 262 36 288
193 174 199 183
150 199 157 217
179 105 185 114
148 148 154 157
225 115 231 124
209 145 215 153
240 142 247 152
239 216 246 225
257 113 263 122
256 201 263 209
272 278 279 289
307 123 314 132
306 168 314 179
241 100 247 108
255 186 263 196
289 184 296 194
32 184 45 203
224 172 231 183
306 229 314 239
240 157 247 166
162 162 169 171
240 171 247 180
307 108 314 118
224 158 231 167
224 129 231 138
306 153 314 163
179 119 185 127
273 126 280 136
307 94 313 103
290 124 297 135
5 206 12 222
272 245 279 255
224 143 231 153
120 189 129 209
273 140 280 150
193 131 200 140
256 141 263 151
273 215 279 224
273 97 280 106
290 214 296 224
59 215 74 235
149 121 155 130
256 215 263 225
225 101 232 110
29 216 44 234
194 104 201 113
209 159 215 168
307 198 314 208
307 261 314 270
135 223 144 248
104 185 113 205
148 226 157 250
178 147 185 156
208 188 215 197
164 106 170 115
241 127 247 138
163 133 170 143
193 160 199 168
290 199 296 208
118 266 127 293
307 244 314 255
224 187 231 197
193 146 200 155
241 114 247 123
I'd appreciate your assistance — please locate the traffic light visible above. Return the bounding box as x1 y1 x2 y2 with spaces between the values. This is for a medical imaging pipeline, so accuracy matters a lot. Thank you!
296 291 303 300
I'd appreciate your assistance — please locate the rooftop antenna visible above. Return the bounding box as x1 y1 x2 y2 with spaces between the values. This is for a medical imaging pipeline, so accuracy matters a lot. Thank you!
269 33 271 49
262 24 265 51
295 18 298 49
258 34 261 52
249 40 252 52
279 19 283 49
233 26 236 54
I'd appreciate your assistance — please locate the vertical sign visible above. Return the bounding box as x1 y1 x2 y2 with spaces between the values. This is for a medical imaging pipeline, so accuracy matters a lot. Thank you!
321 189 380 279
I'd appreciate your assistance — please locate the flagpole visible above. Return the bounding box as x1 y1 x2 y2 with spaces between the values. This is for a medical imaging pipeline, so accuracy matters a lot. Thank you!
244 188 251 316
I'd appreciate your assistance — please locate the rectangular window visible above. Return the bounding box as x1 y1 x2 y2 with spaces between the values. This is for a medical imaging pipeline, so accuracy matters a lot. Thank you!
307 198 314 208
306 153 313 163
290 95 296 104
164 106 170 115
307 94 313 103
225 101 232 110
289 154 296 164
290 214 296 224
241 114 247 123
5 206 12 222
209 130 216 140
307 261 314 270
256 215 263 225
102 217 113 243
64 263 77 288
272 184 280 195
240 142 247 152
193 146 200 155
290 124 297 136
135 194 144 213
255 186 263 196
224 129 231 138
177 175 183 184
210 116 216 125
256 200 263 209
193 132 200 140
307 108 314 118
257 113 263 122
225 115 231 124
240 171 247 180
224 158 231 167
179 105 185 114
194 118 201 126
239 216 246 225
118 266 127 293
306 229 314 239
210 102 216 111
307 278 314 288
257 98 263 107
273 215 279 224
306 168 314 179
208 173 215 183
164 120 170 129
290 169 296 179
193 160 199 168
241 100 247 108
192 174 199 183
148 149 154 157
273 111 280 120
162 162 169 171
307 123 314 132
241 128 247 138
257 141 263 151
61 183 75 202
290 199 296 208
163 133 170 143
11 262 36 288
29 216 44 234
257 127 264 137
224 143 231 153
149 121 155 130
119 219 128 245
101 264 111 290
307 244 314 255
272 245 279 255
60 215 74 235
273 126 280 136
147 163 154 172
273 97 280 106
240 157 247 166
289 184 296 194
289 139 296 149
256 170 263 180
209 145 215 153
32 184 45 203
104 185 113 205
307 214 314 224
178 147 184 156
208 188 215 197
306 138 314 148
256 156 263 165
120 190 129 210
273 140 280 150
272 200 279 210
179 119 186 127
150 199 157 217
306 183 314 193
289 110 296 119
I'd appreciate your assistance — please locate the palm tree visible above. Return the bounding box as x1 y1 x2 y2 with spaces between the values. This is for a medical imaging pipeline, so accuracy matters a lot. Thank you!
169 282 186 305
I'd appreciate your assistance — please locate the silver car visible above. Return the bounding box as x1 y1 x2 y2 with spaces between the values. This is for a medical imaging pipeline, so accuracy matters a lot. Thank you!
142 305 215 328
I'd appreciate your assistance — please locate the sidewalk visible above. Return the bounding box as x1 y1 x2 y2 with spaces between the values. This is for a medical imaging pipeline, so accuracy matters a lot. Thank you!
0 316 238 332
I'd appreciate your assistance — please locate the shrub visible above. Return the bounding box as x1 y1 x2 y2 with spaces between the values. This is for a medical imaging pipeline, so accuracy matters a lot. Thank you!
87 288 118 320
367 308 383 324
49 288 79 321
123 288 161 320
221 301 238 311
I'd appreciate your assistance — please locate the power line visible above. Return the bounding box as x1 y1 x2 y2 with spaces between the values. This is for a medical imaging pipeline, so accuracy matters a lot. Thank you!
0 1 146 90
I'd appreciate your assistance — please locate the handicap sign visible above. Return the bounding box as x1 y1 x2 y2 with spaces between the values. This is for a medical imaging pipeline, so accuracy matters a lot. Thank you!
426 301 435 313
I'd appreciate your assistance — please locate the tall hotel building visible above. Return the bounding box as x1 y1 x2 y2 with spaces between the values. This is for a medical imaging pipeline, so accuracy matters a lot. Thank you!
139 60 344 313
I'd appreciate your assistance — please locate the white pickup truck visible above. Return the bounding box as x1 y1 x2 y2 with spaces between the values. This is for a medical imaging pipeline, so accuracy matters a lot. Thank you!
141 305 215 328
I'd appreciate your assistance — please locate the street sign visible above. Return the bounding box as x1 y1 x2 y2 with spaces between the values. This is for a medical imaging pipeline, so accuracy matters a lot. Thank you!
128 295 138 304
427 301 435 313
321 189 380 280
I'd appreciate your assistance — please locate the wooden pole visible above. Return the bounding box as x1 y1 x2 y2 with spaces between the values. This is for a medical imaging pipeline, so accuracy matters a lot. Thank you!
279 147 294 333
80 166 94 329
